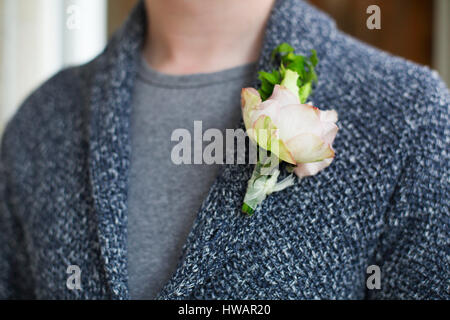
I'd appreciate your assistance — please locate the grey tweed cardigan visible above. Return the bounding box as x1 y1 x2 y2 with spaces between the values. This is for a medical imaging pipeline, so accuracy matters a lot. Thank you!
1 0 449 300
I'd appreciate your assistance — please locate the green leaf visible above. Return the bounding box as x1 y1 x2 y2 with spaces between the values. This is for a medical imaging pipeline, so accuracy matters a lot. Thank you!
298 82 312 103
258 88 270 100
271 42 294 60
257 69 283 101
260 79 273 93
281 52 295 63
310 49 319 67
280 69 300 99
258 70 280 85
304 62 317 84
285 56 305 72
279 64 286 79
259 43 320 102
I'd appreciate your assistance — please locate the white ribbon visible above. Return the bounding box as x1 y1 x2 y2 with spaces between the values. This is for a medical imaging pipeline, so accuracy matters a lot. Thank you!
243 166 296 214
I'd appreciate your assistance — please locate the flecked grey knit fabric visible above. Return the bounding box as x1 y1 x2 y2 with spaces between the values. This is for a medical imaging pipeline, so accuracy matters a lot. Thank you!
0 0 448 299
128 57 256 299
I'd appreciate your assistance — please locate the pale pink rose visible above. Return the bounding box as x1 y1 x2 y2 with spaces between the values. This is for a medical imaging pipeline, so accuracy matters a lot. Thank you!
241 84 338 178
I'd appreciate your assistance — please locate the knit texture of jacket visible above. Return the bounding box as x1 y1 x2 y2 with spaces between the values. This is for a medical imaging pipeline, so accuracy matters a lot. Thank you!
1 0 449 299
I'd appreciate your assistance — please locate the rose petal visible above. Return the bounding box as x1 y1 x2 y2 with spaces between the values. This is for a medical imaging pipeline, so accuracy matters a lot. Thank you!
285 133 335 163
321 122 339 145
268 84 300 105
252 115 296 164
294 158 333 178
319 109 338 122
250 99 281 126
273 104 322 141
241 88 261 130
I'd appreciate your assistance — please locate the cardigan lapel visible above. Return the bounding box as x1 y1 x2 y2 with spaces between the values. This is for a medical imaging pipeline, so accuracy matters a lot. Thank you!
87 2 146 299
87 0 337 299
156 0 337 299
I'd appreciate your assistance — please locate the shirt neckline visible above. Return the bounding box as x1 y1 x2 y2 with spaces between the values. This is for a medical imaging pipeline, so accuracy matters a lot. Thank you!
137 55 257 88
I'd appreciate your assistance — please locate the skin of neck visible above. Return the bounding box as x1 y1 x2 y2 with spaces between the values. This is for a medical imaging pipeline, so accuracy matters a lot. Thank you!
143 0 276 75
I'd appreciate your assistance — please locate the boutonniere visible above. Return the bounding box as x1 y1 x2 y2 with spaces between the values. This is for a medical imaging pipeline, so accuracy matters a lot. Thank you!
241 43 339 215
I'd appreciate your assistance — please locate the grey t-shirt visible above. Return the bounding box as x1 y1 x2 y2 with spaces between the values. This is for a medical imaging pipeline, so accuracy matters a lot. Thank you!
127 57 256 299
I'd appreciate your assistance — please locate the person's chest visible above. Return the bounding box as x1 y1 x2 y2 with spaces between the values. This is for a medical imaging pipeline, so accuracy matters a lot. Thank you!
126 70 250 299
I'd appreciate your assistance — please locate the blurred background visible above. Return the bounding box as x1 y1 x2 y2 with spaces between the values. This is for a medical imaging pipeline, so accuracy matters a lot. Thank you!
0 0 448 136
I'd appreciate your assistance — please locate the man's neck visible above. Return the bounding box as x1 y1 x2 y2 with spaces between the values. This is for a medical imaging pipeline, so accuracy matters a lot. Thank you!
143 0 276 75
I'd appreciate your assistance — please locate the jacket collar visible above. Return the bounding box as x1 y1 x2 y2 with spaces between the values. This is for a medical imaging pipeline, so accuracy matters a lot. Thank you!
88 2 146 299
87 0 336 299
